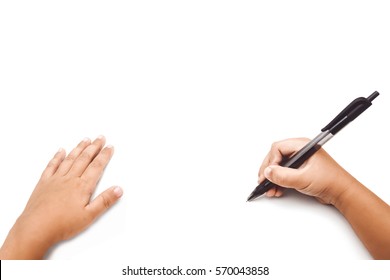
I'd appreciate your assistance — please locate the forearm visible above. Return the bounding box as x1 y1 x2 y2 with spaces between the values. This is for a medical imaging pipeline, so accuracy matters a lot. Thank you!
0 219 51 260
334 179 390 259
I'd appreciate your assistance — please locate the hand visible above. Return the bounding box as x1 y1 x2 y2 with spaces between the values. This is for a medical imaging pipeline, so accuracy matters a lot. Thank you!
258 138 390 259
258 138 357 205
0 136 123 259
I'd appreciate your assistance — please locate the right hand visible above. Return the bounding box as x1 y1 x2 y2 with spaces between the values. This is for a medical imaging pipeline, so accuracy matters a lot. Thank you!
258 138 357 205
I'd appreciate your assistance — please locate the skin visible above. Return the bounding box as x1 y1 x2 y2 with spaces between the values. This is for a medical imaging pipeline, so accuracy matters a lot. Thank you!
259 138 390 260
1 136 388 259
0 136 123 259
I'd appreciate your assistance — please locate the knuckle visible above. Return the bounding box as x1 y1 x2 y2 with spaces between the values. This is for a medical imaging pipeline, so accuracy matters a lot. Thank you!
46 158 58 167
270 141 280 151
79 141 90 148
79 151 94 162
78 177 90 189
101 194 111 210
90 159 104 169
64 154 77 162
273 170 285 184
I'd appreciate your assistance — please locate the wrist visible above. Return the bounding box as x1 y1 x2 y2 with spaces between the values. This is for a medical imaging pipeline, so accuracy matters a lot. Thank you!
331 172 362 212
0 216 54 259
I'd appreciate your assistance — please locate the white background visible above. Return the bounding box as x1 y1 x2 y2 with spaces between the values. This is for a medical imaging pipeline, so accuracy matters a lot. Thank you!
1 0 390 278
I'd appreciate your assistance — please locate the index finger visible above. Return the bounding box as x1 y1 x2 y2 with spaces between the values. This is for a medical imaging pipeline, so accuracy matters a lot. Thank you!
258 138 309 181
80 145 114 193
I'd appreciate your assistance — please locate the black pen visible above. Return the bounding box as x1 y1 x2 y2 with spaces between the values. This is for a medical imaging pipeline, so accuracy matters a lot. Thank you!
247 91 380 202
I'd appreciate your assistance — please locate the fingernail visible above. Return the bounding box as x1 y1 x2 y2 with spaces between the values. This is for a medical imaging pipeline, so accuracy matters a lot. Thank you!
113 186 123 198
106 144 114 150
82 137 90 143
264 167 272 178
57 147 64 153
97 135 105 140
257 177 261 184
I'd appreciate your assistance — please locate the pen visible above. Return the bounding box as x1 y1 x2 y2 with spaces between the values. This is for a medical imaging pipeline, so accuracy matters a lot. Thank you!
247 91 380 202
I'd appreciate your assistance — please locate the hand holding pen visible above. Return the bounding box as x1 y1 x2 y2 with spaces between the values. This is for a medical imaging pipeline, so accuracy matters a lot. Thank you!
247 92 379 201
254 136 390 259
256 138 354 204
248 92 390 259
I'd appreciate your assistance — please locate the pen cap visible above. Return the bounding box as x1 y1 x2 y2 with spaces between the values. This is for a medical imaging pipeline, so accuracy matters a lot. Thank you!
321 91 379 134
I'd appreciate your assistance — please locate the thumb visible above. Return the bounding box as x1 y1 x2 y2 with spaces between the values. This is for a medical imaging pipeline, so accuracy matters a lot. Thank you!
264 165 308 190
86 186 123 219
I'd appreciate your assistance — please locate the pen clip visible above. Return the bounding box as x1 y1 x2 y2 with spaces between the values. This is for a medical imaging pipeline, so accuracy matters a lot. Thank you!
321 91 379 134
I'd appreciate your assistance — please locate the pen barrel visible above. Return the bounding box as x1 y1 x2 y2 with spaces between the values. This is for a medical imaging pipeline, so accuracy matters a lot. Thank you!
248 131 332 201
259 144 321 193
283 144 321 169
282 131 331 169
